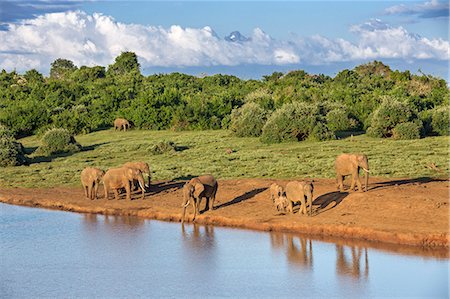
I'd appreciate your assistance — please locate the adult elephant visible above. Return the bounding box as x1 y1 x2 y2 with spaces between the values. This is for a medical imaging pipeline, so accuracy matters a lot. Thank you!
103 167 145 201
335 153 369 192
114 118 131 131
181 175 218 223
80 167 105 200
123 161 151 190
285 181 314 216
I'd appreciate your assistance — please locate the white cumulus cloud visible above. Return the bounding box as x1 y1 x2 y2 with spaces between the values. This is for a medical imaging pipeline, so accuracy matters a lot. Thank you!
0 11 448 74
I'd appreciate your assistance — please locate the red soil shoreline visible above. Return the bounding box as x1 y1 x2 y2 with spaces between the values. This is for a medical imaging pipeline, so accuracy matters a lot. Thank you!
1 177 449 251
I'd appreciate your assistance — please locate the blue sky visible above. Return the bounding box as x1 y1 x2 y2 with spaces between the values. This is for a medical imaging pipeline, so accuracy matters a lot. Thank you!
0 1 448 80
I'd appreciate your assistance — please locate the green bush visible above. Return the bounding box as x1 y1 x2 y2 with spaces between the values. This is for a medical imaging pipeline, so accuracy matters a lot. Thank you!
230 102 268 137
37 128 81 156
326 108 358 132
431 106 449 136
367 97 417 138
244 89 274 110
149 141 177 155
0 137 27 166
260 102 332 143
392 122 421 140
0 124 14 139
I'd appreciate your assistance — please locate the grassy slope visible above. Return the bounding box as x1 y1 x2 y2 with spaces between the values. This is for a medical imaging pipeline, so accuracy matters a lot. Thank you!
0 129 448 188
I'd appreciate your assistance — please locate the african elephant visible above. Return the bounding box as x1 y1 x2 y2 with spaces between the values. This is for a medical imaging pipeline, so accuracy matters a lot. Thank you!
123 161 151 190
181 175 218 223
285 180 314 216
80 167 105 200
270 183 288 212
335 153 369 192
114 118 131 131
103 167 145 201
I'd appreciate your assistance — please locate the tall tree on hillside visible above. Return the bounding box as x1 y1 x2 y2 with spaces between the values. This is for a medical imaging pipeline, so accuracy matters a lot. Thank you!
50 58 77 80
107 51 141 76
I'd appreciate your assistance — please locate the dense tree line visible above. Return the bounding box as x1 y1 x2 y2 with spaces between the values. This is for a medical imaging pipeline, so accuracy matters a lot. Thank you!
0 52 448 141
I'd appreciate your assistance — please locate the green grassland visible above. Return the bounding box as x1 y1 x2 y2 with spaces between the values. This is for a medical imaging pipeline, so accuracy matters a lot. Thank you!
0 129 448 188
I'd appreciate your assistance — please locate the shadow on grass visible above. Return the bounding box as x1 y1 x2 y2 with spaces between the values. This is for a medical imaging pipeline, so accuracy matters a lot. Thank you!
313 191 349 215
27 142 110 165
215 187 267 210
369 177 448 191
149 180 185 195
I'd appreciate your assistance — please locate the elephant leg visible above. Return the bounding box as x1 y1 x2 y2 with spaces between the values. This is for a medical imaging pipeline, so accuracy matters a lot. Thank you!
203 197 210 212
93 183 99 200
209 195 215 211
288 200 294 214
113 189 120 200
300 197 306 215
125 183 131 200
192 200 197 221
84 185 89 199
104 185 109 200
356 175 363 192
337 175 344 192
88 184 92 200
349 173 356 191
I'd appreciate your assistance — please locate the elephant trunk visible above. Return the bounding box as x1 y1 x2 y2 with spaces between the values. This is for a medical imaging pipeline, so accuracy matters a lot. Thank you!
364 169 369 192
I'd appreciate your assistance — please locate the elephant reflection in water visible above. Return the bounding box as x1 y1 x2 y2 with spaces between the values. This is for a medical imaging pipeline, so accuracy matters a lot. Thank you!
104 214 145 228
270 233 286 250
181 224 215 251
286 235 313 269
336 245 369 280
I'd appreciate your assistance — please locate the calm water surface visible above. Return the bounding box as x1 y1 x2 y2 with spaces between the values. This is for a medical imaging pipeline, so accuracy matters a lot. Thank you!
0 203 448 298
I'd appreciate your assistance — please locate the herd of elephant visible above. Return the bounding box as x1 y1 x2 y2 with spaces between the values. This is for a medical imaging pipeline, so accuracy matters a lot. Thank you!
80 153 369 223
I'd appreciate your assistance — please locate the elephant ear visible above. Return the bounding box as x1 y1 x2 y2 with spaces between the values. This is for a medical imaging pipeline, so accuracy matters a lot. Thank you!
193 182 205 199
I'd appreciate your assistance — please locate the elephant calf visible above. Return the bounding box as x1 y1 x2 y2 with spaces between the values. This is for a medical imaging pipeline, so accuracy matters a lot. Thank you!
285 180 314 216
80 167 105 200
270 183 289 213
182 175 218 223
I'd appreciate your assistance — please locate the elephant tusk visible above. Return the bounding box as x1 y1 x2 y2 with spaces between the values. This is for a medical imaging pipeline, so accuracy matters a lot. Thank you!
362 167 370 173
182 200 190 208
138 181 145 192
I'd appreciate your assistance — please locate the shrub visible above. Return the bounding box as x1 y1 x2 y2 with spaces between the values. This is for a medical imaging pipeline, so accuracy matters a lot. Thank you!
367 97 416 138
0 137 27 167
229 102 268 137
244 89 274 110
260 102 332 143
325 108 358 132
392 122 421 140
431 106 449 136
149 141 177 155
0 124 14 139
37 128 81 156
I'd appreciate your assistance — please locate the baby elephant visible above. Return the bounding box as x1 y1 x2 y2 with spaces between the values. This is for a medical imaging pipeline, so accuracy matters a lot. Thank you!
182 175 218 223
285 180 314 216
80 167 105 200
270 183 289 213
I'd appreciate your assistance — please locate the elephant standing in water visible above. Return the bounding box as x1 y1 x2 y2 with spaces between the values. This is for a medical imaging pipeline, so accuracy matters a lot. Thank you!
181 175 218 223
285 181 314 216
114 118 131 131
103 167 145 201
123 161 151 190
335 153 369 192
80 167 105 200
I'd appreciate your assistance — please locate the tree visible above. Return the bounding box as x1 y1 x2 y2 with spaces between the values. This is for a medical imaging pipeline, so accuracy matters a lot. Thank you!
107 52 141 76
50 58 77 79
